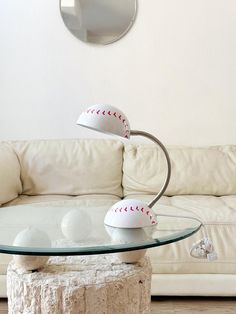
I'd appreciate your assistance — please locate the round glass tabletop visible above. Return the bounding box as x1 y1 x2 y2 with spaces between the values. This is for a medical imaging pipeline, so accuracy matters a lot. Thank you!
0 202 201 255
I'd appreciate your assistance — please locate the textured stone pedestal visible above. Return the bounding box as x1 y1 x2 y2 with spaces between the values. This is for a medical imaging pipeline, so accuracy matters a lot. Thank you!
7 254 152 314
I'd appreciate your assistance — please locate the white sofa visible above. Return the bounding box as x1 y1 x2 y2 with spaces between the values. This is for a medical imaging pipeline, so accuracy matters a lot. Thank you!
0 139 236 297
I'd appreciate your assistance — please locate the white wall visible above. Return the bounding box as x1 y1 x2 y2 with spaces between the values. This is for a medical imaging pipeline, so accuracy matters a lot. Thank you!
0 0 235 145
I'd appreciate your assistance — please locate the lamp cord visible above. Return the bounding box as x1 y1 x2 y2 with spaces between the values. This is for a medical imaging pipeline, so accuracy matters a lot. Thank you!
154 212 208 238
153 211 217 260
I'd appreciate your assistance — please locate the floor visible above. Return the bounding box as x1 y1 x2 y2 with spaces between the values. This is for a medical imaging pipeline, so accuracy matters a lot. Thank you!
1 297 236 313
151 297 236 314
0 300 7 314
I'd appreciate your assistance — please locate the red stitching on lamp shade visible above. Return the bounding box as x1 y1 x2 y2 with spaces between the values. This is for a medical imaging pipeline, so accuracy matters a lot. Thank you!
84 107 130 137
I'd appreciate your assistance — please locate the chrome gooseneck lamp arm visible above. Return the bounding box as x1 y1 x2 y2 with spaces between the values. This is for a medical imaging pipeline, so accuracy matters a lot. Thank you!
130 130 171 209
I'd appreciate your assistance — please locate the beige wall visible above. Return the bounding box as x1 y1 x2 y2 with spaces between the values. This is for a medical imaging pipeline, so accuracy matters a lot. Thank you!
0 0 235 145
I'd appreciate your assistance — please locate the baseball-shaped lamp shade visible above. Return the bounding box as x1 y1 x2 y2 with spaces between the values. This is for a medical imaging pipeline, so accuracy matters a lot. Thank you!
77 104 130 139
77 104 171 228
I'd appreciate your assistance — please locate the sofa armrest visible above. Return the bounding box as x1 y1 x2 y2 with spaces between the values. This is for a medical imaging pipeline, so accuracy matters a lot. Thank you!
0 143 22 205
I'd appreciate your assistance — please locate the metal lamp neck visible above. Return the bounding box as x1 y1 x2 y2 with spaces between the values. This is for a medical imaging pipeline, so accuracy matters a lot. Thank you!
130 130 171 209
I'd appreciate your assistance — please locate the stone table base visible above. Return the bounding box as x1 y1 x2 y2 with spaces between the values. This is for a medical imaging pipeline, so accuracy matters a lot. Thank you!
7 254 152 314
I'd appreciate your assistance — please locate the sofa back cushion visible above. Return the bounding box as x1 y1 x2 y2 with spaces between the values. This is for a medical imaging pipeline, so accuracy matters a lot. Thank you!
12 139 123 197
0 143 22 205
123 145 236 196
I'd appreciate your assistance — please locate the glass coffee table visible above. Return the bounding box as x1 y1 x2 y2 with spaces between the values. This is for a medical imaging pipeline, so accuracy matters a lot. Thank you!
0 202 201 314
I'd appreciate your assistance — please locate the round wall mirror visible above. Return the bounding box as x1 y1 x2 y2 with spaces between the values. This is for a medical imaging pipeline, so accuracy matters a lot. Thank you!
60 0 137 45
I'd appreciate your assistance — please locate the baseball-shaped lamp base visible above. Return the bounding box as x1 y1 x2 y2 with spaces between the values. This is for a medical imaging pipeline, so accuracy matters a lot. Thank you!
104 199 157 228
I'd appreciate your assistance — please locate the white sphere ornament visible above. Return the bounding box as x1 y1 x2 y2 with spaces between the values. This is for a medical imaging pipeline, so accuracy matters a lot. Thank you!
13 227 51 248
13 227 51 271
61 209 92 242
104 199 157 228
77 104 130 139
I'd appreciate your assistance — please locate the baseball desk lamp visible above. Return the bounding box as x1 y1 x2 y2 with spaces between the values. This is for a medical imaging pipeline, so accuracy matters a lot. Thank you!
77 104 171 229
77 104 217 261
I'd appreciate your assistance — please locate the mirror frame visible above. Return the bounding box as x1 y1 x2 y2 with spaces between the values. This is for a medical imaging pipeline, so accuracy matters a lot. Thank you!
59 0 138 45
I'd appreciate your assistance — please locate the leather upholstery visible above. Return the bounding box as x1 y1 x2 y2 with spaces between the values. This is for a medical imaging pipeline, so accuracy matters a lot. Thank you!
0 139 235 296
0 143 22 205
123 144 236 196
12 139 123 197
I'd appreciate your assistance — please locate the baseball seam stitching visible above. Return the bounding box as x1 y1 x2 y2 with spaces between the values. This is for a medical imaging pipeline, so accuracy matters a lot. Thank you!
112 206 156 225
85 108 130 138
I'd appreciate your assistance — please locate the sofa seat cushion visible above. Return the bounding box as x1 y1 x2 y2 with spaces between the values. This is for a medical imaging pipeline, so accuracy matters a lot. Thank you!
3 194 121 207
0 254 12 275
124 194 236 274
